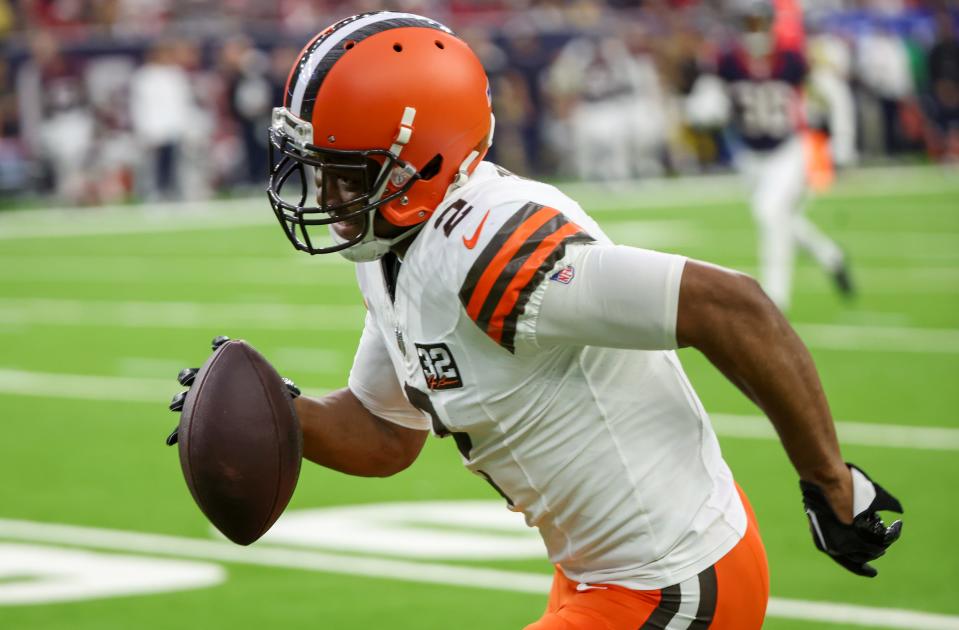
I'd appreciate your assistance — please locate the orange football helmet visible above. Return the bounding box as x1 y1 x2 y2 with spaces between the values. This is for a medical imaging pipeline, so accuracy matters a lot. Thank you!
268 12 494 260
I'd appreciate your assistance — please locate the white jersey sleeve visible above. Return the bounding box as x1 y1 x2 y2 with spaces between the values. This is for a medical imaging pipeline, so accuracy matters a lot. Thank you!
347 312 431 431
525 244 687 351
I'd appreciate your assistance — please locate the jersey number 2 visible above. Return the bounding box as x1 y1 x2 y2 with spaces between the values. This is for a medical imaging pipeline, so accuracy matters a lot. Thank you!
434 199 473 237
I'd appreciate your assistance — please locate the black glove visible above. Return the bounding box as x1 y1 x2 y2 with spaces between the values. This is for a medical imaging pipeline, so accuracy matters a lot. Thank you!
800 463 903 577
165 336 300 446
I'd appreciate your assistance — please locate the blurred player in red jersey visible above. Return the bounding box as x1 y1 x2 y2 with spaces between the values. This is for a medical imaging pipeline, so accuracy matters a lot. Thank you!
203 11 903 629
686 0 854 311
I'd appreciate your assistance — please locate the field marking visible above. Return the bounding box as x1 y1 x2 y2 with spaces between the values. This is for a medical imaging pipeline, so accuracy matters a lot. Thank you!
767 599 959 630
560 165 959 211
795 323 959 355
3 214 955 261
0 164 955 239
602 221 959 242
262 501 544 560
4 254 959 294
600 222 959 263
1 297 957 353
0 369 176 403
0 208 270 240
711 414 959 451
0 199 275 241
0 518 956 629
0 298 366 331
0 543 225 605
0 368 956 452
0 369 334 404
0 255 355 285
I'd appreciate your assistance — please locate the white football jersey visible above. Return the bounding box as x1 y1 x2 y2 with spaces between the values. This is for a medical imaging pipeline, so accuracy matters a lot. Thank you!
349 162 747 589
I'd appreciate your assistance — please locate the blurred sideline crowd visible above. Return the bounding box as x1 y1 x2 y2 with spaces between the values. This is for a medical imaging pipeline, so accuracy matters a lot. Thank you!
0 0 957 204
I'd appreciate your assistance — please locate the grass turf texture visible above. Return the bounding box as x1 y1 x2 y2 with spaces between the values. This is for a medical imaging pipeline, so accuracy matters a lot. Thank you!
0 165 956 629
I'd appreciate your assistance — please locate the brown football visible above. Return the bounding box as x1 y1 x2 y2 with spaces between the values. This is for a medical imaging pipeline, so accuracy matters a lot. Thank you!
176 340 302 545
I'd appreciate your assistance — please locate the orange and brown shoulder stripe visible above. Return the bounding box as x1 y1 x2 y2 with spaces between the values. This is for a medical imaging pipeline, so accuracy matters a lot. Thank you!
458 203 594 353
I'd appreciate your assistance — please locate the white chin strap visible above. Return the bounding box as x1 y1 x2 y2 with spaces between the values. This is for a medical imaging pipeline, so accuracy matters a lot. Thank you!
331 220 424 263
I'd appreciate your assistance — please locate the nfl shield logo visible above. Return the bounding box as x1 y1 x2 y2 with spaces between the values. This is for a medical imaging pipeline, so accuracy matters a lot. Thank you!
550 265 575 284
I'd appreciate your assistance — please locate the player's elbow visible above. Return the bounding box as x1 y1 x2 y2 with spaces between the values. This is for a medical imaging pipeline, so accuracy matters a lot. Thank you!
677 261 778 350
365 447 420 477
365 421 428 478
734 273 776 319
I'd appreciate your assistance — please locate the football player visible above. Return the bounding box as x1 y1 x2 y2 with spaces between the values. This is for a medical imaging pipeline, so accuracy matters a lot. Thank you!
685 0 853 311
220 11 900 629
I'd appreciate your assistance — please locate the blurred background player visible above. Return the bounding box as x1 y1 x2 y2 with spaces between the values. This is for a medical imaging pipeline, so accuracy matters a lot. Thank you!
685 0 854 312
924 8 959 160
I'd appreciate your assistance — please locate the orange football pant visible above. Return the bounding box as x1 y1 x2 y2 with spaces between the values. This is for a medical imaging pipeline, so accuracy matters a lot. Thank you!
525 487 769 630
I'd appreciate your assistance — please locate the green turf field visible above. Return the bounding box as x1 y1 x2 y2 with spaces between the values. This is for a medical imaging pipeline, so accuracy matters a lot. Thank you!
0 165 957 629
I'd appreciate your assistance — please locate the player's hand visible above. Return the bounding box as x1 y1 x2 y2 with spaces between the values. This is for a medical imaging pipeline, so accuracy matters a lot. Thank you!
800 463 903 577
165 336 300 446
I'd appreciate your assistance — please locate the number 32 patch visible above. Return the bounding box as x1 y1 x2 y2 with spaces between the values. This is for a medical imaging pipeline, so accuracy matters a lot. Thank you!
415 342 463 390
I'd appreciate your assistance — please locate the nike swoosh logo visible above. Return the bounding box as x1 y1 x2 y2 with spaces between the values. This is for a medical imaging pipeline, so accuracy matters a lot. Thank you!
462 210 490 250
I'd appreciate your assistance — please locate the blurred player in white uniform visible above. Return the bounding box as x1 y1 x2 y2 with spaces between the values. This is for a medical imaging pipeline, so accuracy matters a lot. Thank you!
257 11 902 629
685 0 854 311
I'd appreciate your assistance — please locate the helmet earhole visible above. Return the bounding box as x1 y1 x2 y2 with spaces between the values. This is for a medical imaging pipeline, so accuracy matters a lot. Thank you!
343 40 356 50
418 154 443 181
393 43 403 52
435 40 445 49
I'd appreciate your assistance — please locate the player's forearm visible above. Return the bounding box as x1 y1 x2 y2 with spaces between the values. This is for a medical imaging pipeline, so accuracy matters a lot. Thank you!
700 298 845 483
677 263 850 508
294 387 427 477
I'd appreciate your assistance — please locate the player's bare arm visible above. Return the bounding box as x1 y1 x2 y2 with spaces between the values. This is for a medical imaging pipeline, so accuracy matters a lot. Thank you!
294 388 428 478
675 261 852 517
675 260 902 577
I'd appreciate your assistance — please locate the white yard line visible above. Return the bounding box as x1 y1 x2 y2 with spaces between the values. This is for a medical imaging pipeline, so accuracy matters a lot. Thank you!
4 213 956 259
0 518 955 629
0 255 354 284
0 198 262 221
600 222 959 261
0 298 366 331
801 323 959 353
0 369 332 403
2 297 956 354
710 414 959 451
766 599 959 630
1 164 955 239
560 166 959 211
0 518 551 595
113 351 345 378
0 209 271 240
0 370 175 403
795 323 959 354
2 254 958 295
0 368 956 452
